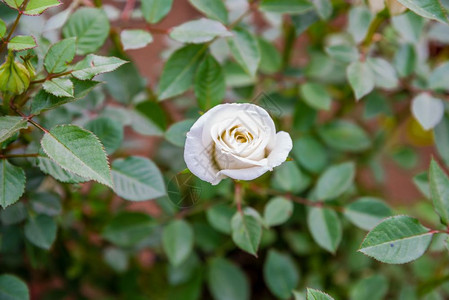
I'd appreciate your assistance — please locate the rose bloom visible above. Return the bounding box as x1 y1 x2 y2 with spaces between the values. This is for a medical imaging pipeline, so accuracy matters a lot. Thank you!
184 103 293 185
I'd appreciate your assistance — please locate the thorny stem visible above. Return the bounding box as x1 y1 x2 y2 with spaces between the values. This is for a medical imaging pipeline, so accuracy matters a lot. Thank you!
10 100 48 133
0 0 31 53
30 70 73 84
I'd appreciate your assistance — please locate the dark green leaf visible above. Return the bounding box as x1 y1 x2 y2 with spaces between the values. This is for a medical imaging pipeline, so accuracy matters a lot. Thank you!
165 119 196 147
429 158 449 225
344 197 392 230
316 161 355 201
0 159 25 209
231 211 262 256
85 117 124 154
0 274 29 300
318 120 371 152
163 219 194 266
259 0 313 14
264 249 299 299
227 27 260 77
0 116 28 144
194 54 225 110
189 0 228 24
44 38 76 74
208 257 250 300
24 214 57 250
103 212 155 247
307 207 342 253
141 0 173 24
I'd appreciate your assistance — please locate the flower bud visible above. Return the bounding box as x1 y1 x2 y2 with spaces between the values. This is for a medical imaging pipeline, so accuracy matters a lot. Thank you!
0 52 31 97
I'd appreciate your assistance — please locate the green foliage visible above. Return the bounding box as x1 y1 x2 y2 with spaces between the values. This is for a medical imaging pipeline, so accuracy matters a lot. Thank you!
0 274 29 300
103 212 155 247
189 0 228 23
170 18 231 43
163 219 194 266
24 214 57 249
7 35 36 51
263 196 293 227
194 54 225 110
0 116 27 143
141 0 173 24
344 197 392 230
307 207 342 253
208 257 249 300
264 249 299 299
44 38 76 73
316 161 355 201
0 159 25 208
306 288 335 300
227 27 261 77
120 29 153 51
231 210 262 256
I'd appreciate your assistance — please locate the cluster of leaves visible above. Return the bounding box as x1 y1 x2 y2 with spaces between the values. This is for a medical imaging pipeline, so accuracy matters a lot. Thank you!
2 0 449 299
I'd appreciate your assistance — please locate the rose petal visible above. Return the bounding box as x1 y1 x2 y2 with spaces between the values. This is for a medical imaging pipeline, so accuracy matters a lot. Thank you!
217 165 271 181
267 131 293 169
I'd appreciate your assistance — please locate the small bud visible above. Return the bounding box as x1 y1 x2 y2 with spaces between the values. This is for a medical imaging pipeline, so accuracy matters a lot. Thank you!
0 52 31 97
22 55 36 80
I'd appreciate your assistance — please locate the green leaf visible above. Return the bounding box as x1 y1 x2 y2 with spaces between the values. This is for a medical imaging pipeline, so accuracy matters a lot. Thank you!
258 37 282 74
300 82 332 111
0 202 27 225
325 45 359 63
0 19 6 38
163 219 194 266
24 214 57 250
394 43 416 78
208 257 250 300
259 0 313 14
170 18 231 43
307 207 342 253
429 62 449 91
43 78 74 98
158 44 207 100
392 11 425 43
206 204 236 234
396 0 449 24
103 212 155 247
347 60 374 100
37 155 87 184
318 120 371 152
358 215 433 264
231 211 262 256
367 57 399 90
264 196 293 227
120 29 153 51
44 38 76 74
0 116 27 144
40 125 112 187
350 275 388 300
435 114 449 167
31 79 100 114
316 161 355 201
3 0 61 15
104 247 129 273
291 11 319 36
413 172 431 198
194 54 225 110
344 197 392 230
30 193 62 216
312 0 332 20
141 0 173 24
85 117 123 154
347 6 373 44
131 101 167 136
62 7 110 55
0 274 29 300
272 161 311 193
104 59 145 104
189 0 228 24
227 27 261 77
112 156 166 201
0 159 25 209
411 93 444 130
8 35 36 51
429 158 449 225
264 249 299 299
306 288 334 300
292 136 328 173
223 61 255 87
72 54 128 80
165 119 196 147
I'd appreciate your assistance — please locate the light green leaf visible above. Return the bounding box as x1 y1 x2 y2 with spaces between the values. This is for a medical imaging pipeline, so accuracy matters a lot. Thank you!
206 204 236 235
0 19 6 38
43 78 74 98
37 155 87 184
165 119 196 147
258 37 282 74
325 44 359 63
394 43 416 78
170 18 231 43
312 0 332 20
264 249 299 299
392 11 425 43
259 0 313 14
227 27 261 77
104 247 129 273
429 158 449 225
316 161 355 201
8 35 36 51
0 159 25 209
344 197 392 230
163 219 194 266
24 214 57 250
208 257 250 300
300 82 332 111
62 7 110 55
429 61 449 91
104 59 145 104
41 125 112 187
112 156 166 201
120 29 153 50
306 288 335 300
223 61 255 87
347 6 373 44
291 11 319 36
31 79 100 114
411 93 444 130
44 38 76 74
347 60 374 100
396 0 449 24
307 207 342 253
435 114 449 167
131 101 167 136
189 0 228 24
413 172 430 199
0 202 27 225
3 0 61 15
367 57 399 90
194 54 226 110
358 215 433 264
103 212 155 247
271 161 311 193
85 117 123 154
158 44 206 100
72 54 128 80
0 274 29 300
292 136 328 173
264 196 293 227
141 0 173 24
350 275 388 300
0 116 27 144
231 211 262 256
318 120 371 152
30 193 62 216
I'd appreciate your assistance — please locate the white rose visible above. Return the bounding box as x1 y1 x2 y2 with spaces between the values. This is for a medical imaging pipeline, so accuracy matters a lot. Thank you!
184 103 293 185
